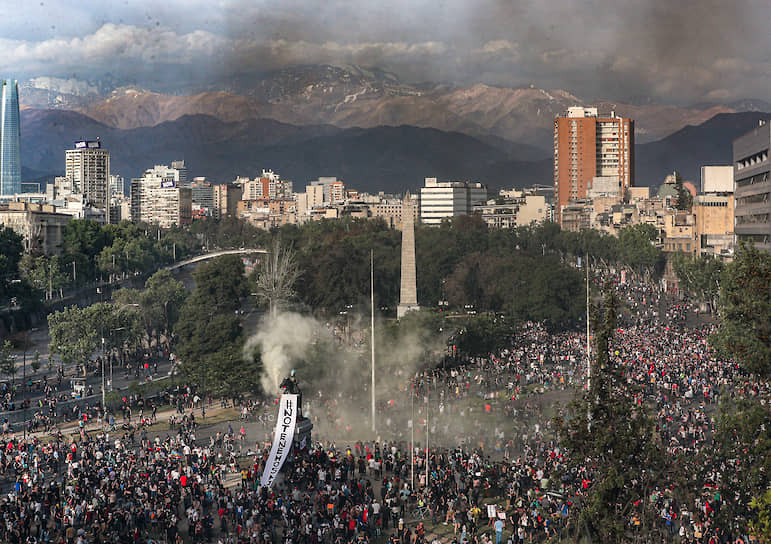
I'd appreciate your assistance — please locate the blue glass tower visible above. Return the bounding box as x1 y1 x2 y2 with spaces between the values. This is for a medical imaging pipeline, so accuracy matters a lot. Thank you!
0 80 21 195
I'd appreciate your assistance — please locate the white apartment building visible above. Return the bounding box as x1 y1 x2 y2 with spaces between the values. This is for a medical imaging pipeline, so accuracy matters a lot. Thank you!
65 140 110 223
130 164 192 227
419 177 488 225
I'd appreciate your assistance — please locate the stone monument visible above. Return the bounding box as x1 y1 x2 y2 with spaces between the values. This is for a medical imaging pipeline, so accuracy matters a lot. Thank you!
397 193 420 318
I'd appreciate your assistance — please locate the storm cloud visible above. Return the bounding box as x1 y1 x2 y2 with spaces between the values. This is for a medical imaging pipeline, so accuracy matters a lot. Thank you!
1 0 768 104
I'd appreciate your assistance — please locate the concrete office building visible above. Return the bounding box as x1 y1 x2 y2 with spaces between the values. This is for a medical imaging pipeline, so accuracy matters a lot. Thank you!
733 121 771 251
0 80 21 196
130 164 192 228
0 201 70 254
420 177 488 225
65 140 110 223
553 107 634 224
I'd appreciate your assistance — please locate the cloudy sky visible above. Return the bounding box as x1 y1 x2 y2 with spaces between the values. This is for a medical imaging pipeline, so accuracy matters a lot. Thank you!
1 0 769 104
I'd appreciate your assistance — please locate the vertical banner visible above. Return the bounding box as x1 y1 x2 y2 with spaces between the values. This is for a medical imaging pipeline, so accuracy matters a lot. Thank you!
260 394 298 488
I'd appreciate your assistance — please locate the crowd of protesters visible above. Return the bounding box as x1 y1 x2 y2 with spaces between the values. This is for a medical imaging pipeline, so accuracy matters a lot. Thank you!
0 274 765 543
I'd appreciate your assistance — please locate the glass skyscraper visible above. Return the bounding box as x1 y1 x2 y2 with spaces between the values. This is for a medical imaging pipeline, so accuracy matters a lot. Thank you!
0 80 21 195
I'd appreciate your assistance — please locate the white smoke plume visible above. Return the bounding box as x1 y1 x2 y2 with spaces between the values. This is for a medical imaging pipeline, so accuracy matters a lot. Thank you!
244 311 325 395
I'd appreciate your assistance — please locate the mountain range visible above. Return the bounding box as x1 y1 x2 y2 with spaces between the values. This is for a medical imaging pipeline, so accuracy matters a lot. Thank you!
21 108 770 193
17 65 771 193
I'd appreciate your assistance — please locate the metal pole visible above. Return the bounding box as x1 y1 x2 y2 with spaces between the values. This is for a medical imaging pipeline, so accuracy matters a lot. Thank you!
101 337 106 412
425 386 429 486
410 387 414 491
23 338 27 441
370 249 376 434
586 256 592 433
586 256 591 391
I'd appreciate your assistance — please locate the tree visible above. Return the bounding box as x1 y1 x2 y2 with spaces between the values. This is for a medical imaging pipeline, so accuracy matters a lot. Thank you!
712 397 771 537
63 219 108 260
618 223 663 279
87 302 143 354
0 227 23 298
253 238 301 315
710 242 771 376
672 252 724 311
115 270 188 345
557 285 663 543
709 242 771 536
176 255 247 393
204 340 263 401
673 171 693 211
19 254 69 298
749 488 771 543
455 314 514 357
0 341 16 384
48 306 99 367
191 254 246 313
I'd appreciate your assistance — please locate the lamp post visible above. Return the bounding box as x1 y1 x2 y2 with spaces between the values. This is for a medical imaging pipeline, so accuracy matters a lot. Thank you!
101 337 106 412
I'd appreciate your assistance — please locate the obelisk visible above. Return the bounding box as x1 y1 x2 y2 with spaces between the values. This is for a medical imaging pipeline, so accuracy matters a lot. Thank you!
398 193 420 318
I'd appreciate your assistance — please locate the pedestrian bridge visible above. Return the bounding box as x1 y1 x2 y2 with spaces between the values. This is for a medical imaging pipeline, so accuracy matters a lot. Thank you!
164 248 268 271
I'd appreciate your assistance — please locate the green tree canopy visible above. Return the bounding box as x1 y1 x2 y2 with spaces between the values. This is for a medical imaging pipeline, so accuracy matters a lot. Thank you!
618 223 663 278
672 251 724 310
710 242 771 376
0 227 24 298
176 254 249 394
557 286 664 542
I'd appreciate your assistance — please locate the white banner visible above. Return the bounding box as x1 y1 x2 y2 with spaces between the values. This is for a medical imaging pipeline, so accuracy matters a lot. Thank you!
260 394 298 488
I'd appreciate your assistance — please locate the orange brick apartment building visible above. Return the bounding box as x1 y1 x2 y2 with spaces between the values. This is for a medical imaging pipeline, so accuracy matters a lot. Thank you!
553 107 634 224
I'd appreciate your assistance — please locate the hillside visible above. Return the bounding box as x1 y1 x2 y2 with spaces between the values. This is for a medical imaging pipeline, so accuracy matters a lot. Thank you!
20 109 544 191
635 112 771 186
30 65 739 150
21 107 769 193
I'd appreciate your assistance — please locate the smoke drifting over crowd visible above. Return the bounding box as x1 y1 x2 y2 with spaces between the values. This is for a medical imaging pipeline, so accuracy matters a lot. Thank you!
243 310 451 441
2 0 768 104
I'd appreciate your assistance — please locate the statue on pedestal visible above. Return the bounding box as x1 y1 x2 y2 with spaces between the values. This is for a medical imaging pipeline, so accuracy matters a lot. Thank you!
280 369 303 416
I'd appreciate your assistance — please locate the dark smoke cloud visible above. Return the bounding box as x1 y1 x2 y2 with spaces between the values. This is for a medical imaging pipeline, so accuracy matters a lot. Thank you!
2 0 768 104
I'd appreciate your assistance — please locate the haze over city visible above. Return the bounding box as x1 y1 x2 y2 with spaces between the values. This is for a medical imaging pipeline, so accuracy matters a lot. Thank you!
0 2 769 544
1 0 769 104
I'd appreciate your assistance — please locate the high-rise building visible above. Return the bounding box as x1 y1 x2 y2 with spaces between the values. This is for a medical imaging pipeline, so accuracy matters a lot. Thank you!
733 120 771 251
419 177 488 225
308 177 341 203
213 183 243 218
191 178 214 216
130 164 192 228
330 180 346 204
553 107 634 224
171 160 187 185
65 140 110 223
109 174 125 197
0 80 21 196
